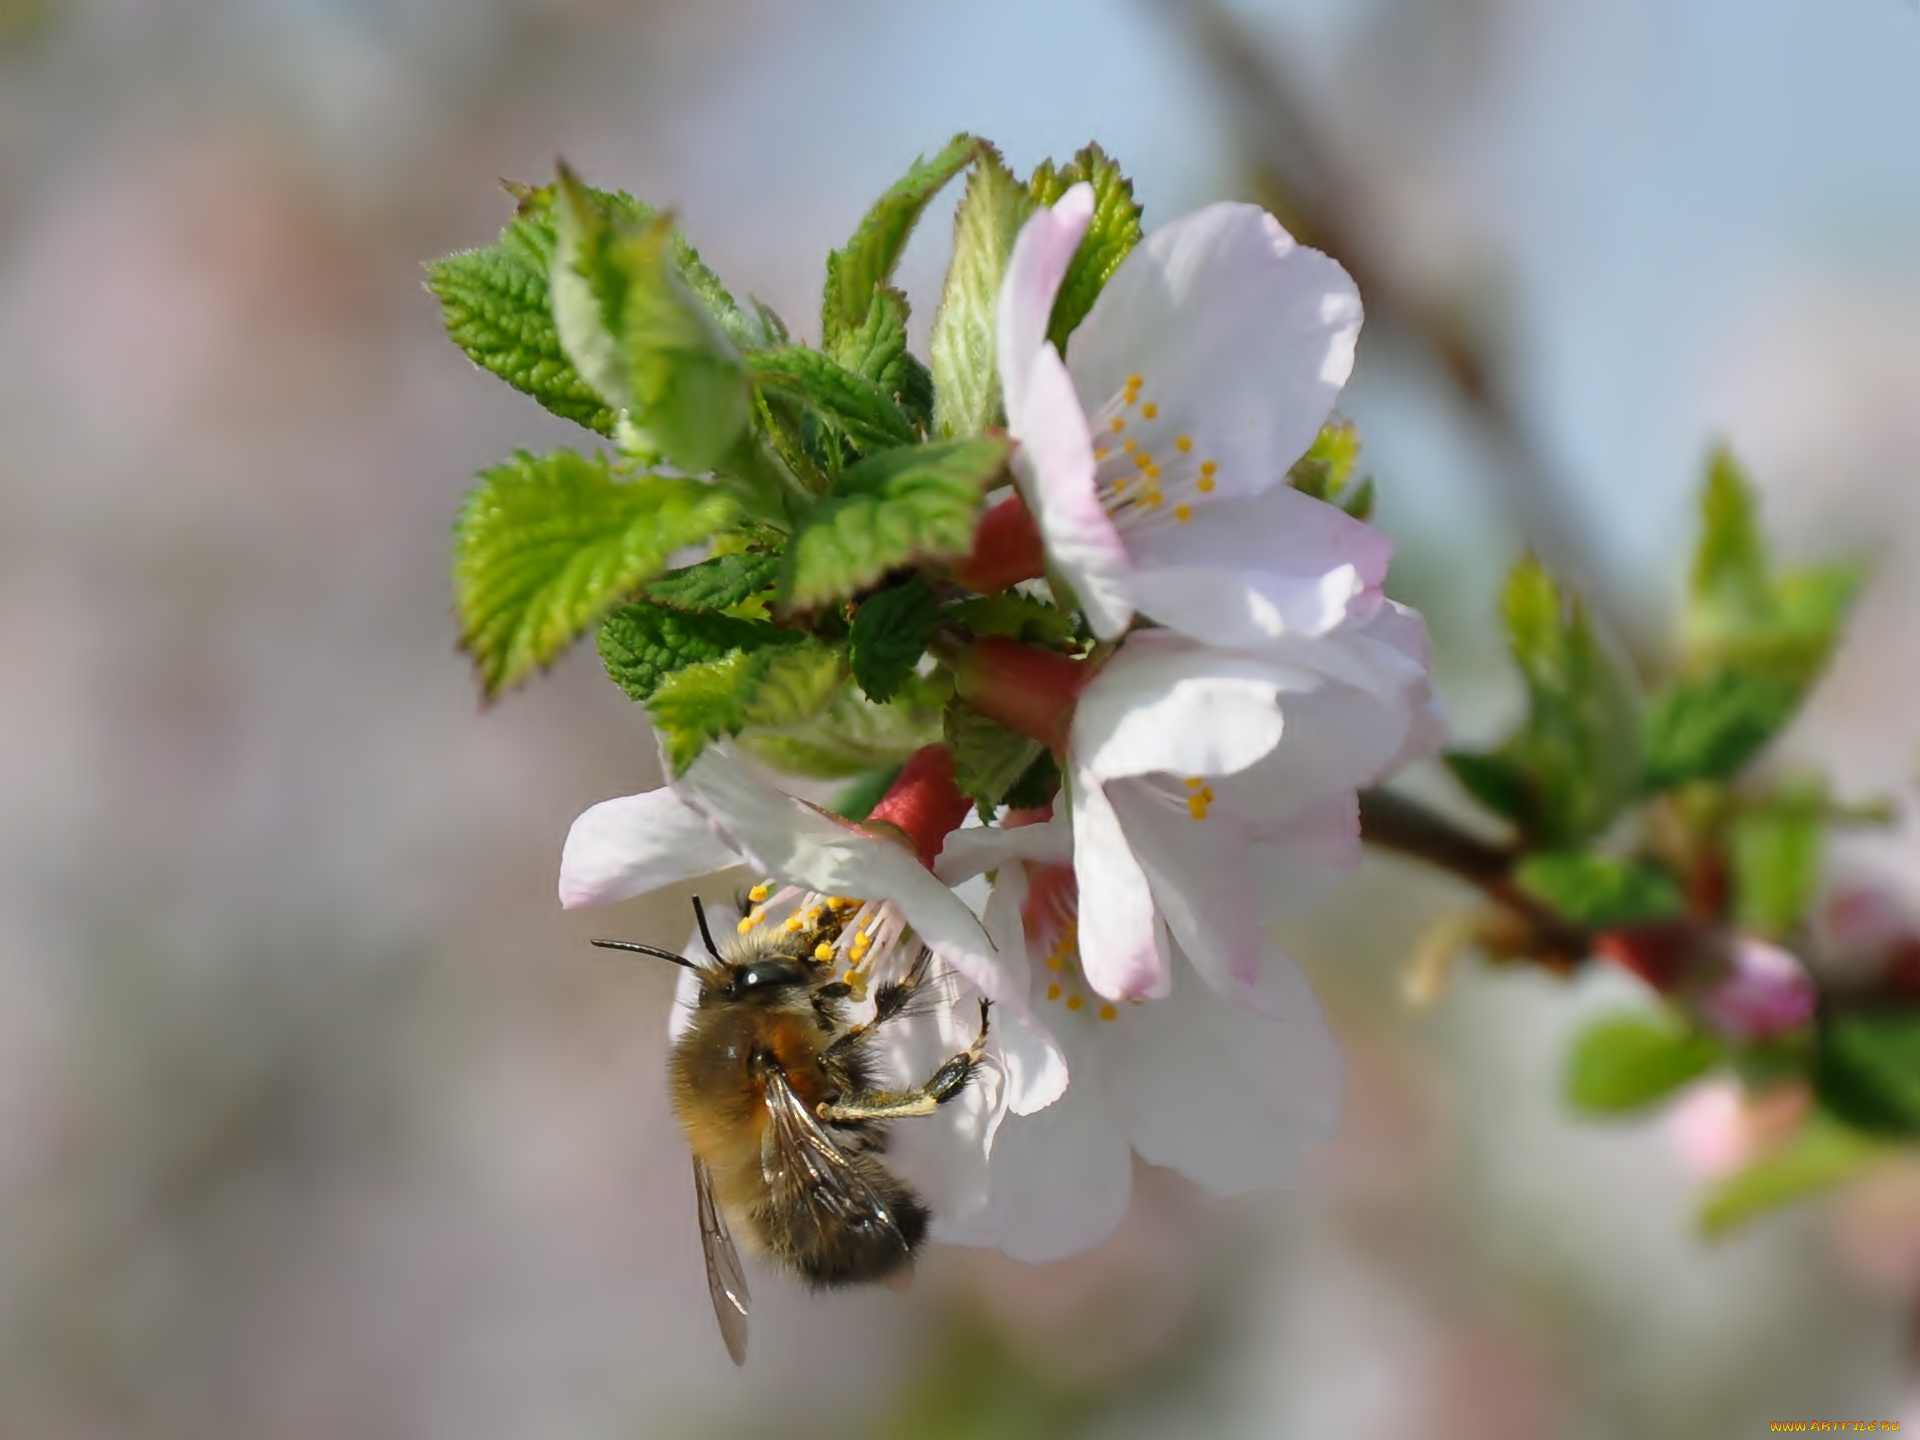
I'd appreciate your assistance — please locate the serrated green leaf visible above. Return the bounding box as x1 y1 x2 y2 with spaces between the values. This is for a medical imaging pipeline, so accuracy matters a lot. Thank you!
1815 1011 1920 1138
831 286 913 399
752 347 918 456
1691 445 1774 641
823 135 982 349
945 698 1045 813
849 575 938 704
643 551 781 612
550 169 750 473
1642 668 1802 789
1496 556 1644 845
1566 1013 1723 1113
930 146 1035 439
1699 1113 1882 1236
782 436 1011 609
946 592 1081 649
1516 852 1687 930
427 198 618 435
453 451 739 698
649 641 847 772
829 764 907 822
1002 749 1062 811
1287 420 1363 502
1029 143 1142 351
1731 779 1827 938
1443 750 1531 823
597 601 796 703
741 681 943 779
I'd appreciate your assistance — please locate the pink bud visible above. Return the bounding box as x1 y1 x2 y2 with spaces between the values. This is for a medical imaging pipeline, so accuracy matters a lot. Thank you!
1698 937 1817 1041
951 636 1098 752
865 745 972 869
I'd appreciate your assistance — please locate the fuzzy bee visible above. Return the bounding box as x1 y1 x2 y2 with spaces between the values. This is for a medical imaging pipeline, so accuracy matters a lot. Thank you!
594 892 990 1365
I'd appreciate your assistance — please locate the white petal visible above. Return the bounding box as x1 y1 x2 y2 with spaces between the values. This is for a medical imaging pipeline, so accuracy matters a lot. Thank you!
557 788 739 909
1246 792 1362 926
998 183 1094 438
1066 203 1360 500
934 813 1072 886
1071 631 1288 781
1111 946 1343 1194
1069 764 1170 1001
1012 343 1134 639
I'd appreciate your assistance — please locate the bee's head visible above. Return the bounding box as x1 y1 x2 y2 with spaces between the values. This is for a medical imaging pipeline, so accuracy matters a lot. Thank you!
712 956 813 1005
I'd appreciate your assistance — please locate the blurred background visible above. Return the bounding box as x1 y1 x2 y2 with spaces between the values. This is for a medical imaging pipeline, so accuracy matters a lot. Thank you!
3 0 1920 1435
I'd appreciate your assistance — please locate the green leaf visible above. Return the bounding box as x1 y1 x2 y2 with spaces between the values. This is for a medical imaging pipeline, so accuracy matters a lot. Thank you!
831 286 913 399
930 145 1035 439
1002 749 1062 811
1029 143 1142 351
453 451 739 699
427 194 618 435
739 680 943 779
822 135 982 349
1495 555 1644 845
945 699 1045 814
1443 750 1531 824
597 601 797 703
829 764 906 822
946 592 1081 649
751 346 919 456
643 551 781 612
782 436 1010 609
1815 1011 1920 1138
1287 420 1363 503
649 641 847 772
550 168 750 472
1515 852 1687 930
1642 669 1803 790
1691 444 1774 640
849 576 938 704
1699 1114 1883 1236
1731 779 1827 938
1565 1012 1723 1113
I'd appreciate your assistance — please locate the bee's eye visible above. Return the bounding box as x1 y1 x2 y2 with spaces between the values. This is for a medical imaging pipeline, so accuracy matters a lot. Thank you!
736 961 802 993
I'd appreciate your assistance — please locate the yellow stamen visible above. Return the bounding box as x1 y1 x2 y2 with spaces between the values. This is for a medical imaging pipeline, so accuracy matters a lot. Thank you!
783 914 803 932
1174 504 1192 523
1066 994 1085 1012
1141 402 1158 419
1045 953 1064 972
1126 373 1143 391
747 883 772 904
1046 983 1062 1002
1145 463 1161 479
1123 438 1138 452
1184 776 1204 790
736 917 756 934
1135 452 1153 470
1196 475 1217 494
1174 435 1192 453
1098 1003 1118 1021
1187 787 1216 821
814 941 835 962
1111 417 1125 434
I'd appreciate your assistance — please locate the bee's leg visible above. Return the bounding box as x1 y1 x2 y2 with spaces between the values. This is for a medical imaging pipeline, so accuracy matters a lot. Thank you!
820 949 932 1059
817 1000 991 1122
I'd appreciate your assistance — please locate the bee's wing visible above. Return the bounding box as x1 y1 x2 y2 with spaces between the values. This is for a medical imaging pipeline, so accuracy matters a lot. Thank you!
692 1155 750 1366
760 1068 911 1262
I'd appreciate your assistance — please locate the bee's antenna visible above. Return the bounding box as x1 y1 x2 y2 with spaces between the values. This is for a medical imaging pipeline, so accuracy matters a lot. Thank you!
691 895 723 962
591 938 701 970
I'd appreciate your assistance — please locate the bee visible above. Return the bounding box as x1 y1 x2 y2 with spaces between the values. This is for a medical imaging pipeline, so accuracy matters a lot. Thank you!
594 893 991 1366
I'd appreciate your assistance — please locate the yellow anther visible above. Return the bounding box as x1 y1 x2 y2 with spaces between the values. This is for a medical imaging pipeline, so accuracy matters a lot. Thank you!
1045 953 1064 972
814 941 835 962
1187 787 1215 821
1141 402 1159 419
1200 459 1218 476
1134 452 1153 470
747 883 772 904
826 895 857 913
1123 438 1137 452
1111 416 1125 434
1093 448 1108 460
1126 373 1143 391
783 915 804 932
1142 490 1163 509
1175 435 1193 453
1046 983 1062 1002
1196 475 1217 494
1184 776 1205 789
736 917 756 934
1174 504 1193 523
1145 463 1161 479
1098 1003 1118 1022
1067 994 1085 1012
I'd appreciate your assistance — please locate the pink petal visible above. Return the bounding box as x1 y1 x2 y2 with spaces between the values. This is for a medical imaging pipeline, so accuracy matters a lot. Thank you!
557 788 740 909
997 182 1095 437
1070 630 1289 782
1068 763 1170 1001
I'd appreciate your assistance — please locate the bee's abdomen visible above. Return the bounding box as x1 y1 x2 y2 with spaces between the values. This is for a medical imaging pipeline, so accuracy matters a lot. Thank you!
756 1154 929 1289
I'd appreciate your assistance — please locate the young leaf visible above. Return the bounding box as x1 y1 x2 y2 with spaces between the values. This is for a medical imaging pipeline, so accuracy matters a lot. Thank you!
427 197 618 435
741 678 944 779
1443 750 1531 824
945 699 1045 813
1515 853 1687 930
832 287 913 399
1029 143 1143 351
598 601 798 703
782 436 1011 609
1642 669 1803 790
1495 556 1644 846
830 764 907 822
849 575 938 704
822 134 982 349
946 592 1081 649
1565 1013 1722 1113
644 552 781 612
930 145 1035 438
1287 420 1363 503
1815 1011 1920 1138
550 169 751 473
751 347 919 456
454 451 739 699
649 641 847 772
1730 779 1827 938
1698 1114 1882 1236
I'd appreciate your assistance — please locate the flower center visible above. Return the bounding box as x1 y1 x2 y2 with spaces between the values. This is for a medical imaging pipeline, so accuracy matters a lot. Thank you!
1022 863 1127 1022
736 881 903 1000
1087 373 1220 531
